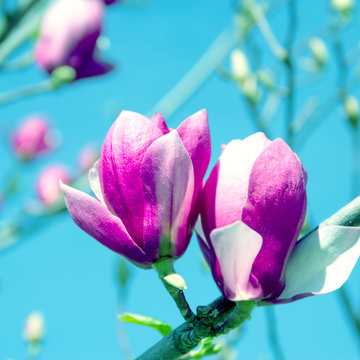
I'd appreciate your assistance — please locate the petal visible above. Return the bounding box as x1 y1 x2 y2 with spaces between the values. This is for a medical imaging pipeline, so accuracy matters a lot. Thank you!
88 160 105 205
201 133 270 236
176 110 211 230
242 138 307 297
176 109 211 190
195 216 212 264
273 225 360 303
196 217 224 291
210 221 263 301
150 113 170 135
76 58 114 79
141 130 195 259
61 182 153 267
99 110 163 245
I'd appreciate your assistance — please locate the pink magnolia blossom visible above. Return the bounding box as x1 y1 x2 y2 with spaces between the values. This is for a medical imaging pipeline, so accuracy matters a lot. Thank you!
62 110 211 268
197 133 360 303
12 116 55 160
37 165 71 206
35 0 112 79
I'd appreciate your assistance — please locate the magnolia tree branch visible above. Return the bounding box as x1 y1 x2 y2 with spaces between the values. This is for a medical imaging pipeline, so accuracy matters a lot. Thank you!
284 0 297 147
136 196 360 360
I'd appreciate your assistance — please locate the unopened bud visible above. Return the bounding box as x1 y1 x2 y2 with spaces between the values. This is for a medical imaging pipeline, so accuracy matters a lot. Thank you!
345 95 359 129
331 0 354 13
23 312 44 343
230 49 250 82
309 37 328 68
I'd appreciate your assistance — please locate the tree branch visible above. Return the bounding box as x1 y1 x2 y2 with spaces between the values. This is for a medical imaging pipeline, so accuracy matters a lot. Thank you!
136 196 360 360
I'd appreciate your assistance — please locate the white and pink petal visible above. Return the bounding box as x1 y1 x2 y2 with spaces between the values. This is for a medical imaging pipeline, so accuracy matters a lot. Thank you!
210 221 263 301
141 130 194 260
274 224 360 303
61 183 153 268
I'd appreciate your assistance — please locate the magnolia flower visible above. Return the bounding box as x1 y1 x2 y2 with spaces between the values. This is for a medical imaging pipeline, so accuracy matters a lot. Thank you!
12 116 55 160
37 165 71 206
197 133 360 303
62 110 211 268
35 0 112 79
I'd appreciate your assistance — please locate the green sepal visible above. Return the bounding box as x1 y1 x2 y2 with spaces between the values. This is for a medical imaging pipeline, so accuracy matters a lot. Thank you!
164 273 187 290
118 313 172 336
51 66 76 88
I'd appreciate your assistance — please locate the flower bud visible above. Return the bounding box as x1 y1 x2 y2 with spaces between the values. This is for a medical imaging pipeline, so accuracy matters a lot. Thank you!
230 49 250 82
331 0 354 13
12 116 56 160
37 165 71 206
345 95 359 129
309 37 328 69
23 312 44 343
62 110 211 268
35 0 113 80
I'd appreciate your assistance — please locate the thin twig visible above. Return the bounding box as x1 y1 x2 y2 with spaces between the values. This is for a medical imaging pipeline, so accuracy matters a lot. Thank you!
338 286 360 338
249 3 287 60
146 26 241 120
117 292 134 360
264 307 286 360
284 0 297 146
0 79 56 107
0 0 41 44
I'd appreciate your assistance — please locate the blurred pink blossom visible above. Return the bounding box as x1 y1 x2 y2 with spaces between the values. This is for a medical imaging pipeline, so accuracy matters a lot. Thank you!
37 165 71 206
35 0 113 79
12 115 55 160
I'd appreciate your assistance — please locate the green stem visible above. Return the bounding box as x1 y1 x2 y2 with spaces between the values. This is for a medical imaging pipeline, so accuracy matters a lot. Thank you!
213 301 256 337
0 0 47 66
153 258 196 326
136 297 235 360
0 79 56 107
0 0 41 45
337 286 360 338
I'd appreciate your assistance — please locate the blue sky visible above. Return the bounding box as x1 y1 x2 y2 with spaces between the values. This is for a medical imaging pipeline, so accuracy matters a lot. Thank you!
1 0 360 359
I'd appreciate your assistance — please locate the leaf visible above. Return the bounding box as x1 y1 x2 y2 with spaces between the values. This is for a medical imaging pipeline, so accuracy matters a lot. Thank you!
118 313 172 336
184 338 222 359
164 273 187 290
